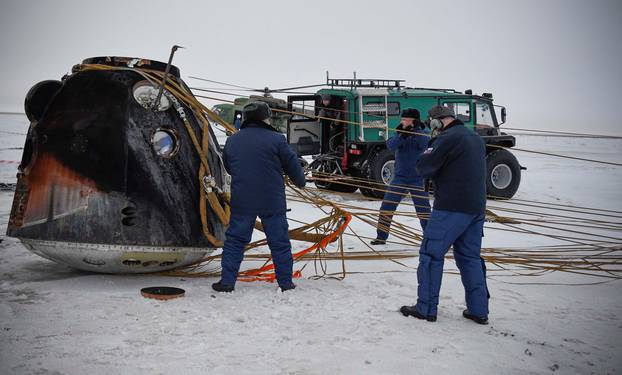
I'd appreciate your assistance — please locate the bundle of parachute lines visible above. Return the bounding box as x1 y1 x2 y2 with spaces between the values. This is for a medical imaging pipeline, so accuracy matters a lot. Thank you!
142 75 622 287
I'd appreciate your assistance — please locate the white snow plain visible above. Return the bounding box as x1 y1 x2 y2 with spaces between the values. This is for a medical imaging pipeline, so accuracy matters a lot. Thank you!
1 114 621 375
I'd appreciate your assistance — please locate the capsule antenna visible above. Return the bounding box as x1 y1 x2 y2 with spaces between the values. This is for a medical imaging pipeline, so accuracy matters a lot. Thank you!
154 45 184 110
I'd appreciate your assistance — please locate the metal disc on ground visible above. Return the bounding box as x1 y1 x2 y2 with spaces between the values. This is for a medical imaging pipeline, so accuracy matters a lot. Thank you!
140 286 185 301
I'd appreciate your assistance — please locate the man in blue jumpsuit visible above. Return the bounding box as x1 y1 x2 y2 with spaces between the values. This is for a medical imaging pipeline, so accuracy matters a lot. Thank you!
370 109 431 245
400 105 490 324
212 101 306 292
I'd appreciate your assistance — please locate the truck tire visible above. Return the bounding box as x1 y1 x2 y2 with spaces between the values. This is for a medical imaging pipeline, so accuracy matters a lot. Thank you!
485 149 521 199
312 159 358 193
360 149 394 199
314 179 358 193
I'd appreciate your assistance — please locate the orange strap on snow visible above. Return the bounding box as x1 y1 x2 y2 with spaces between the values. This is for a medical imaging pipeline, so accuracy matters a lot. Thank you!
237 212 352 282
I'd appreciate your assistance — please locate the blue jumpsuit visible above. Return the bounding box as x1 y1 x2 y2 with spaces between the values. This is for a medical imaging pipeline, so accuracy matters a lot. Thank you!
221 121 306 288
376 126 431 240
414 119 490 318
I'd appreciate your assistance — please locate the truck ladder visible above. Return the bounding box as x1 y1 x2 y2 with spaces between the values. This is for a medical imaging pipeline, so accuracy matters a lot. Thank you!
358 93 389 142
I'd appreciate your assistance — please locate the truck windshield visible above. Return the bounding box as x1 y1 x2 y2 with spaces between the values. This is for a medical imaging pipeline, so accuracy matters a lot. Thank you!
475 101 495 127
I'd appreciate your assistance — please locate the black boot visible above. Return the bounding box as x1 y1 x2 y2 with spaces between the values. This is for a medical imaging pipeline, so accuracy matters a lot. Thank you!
280 283 296 292
370 239 386 245
463 309 488 325
400 305 437 322
211 281 234 293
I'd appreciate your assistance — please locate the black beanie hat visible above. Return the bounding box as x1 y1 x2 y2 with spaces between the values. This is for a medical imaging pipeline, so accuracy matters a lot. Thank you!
401 108 420 120
243 101 272 123
428 105 455 119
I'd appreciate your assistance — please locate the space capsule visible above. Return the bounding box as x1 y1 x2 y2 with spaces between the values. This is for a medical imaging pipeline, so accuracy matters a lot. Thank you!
6 56 228 273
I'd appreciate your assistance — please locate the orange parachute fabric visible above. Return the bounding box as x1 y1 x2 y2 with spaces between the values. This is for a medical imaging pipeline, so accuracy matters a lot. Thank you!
237 212 352 282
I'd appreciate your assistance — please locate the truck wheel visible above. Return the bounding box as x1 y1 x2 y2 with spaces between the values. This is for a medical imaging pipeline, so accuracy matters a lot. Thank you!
315 179 358 193
312 159 358 193
361 149 394 199
486 149 521 199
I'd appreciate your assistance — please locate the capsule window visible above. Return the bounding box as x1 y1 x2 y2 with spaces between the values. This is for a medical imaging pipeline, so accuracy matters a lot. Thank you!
151 128 179 158
132 80 170 111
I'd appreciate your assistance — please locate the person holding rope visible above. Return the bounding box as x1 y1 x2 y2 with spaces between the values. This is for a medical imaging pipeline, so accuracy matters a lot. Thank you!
400 105 490 324
212 101 306 293
370 108 431 245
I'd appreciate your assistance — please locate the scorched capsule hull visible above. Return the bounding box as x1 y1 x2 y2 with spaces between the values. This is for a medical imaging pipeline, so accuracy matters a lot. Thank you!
6 56 228 273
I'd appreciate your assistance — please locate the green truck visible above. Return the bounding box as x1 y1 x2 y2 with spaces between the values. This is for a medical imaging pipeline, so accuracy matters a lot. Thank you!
285 77 522 199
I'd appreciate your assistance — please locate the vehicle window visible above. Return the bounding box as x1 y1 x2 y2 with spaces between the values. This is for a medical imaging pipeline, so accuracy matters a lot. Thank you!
291 100 316 121
476 102 495 126
445 102 471 122
388 102 400 116
365 101 400 116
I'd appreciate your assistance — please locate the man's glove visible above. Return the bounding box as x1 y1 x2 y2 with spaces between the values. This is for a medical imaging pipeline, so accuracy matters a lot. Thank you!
424 179 434 194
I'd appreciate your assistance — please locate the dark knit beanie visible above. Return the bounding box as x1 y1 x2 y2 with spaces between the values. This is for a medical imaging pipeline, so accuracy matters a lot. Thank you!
401 108 420 120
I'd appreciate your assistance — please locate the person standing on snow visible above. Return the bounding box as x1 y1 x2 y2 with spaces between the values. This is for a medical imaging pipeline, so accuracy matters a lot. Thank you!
370 108 431 245
400 105 490 324
212 101 306 293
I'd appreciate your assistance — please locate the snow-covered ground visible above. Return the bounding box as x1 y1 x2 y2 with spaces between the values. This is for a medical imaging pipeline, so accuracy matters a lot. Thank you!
1 114 621 375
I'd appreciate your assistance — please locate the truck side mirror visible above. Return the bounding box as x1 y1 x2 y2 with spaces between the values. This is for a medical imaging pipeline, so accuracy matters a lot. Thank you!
501 107 507 124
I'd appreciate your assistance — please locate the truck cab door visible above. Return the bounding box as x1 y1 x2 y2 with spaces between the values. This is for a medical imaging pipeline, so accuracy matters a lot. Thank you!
287 95 321 156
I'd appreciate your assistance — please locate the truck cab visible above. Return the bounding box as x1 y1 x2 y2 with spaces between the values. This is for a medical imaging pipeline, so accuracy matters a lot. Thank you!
287 77 522 199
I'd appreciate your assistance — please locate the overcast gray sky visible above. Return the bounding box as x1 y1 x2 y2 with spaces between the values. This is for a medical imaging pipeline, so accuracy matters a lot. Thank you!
1 0 621 135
